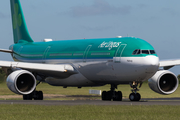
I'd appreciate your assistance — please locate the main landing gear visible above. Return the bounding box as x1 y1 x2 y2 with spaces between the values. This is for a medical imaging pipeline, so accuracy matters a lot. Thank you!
129 81 142 101
102 84 122 101
23 90 43 100
101 82 142 101
23 80 44 100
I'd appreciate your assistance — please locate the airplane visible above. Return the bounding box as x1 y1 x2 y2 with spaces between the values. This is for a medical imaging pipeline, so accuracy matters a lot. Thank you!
0 0 180 101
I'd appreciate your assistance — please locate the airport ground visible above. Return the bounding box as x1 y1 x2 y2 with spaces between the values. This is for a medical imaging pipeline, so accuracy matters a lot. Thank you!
0 74 180 119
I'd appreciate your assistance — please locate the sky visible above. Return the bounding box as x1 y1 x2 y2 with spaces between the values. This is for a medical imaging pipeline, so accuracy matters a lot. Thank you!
0 0 180 75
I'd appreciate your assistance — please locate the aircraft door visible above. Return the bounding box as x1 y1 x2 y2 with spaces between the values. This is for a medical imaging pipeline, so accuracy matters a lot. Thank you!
42 46 51 63
83 45 92 62
114 44 127 63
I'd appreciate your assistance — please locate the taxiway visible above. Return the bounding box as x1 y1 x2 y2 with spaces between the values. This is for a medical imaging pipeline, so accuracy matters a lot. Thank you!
0 98 180 105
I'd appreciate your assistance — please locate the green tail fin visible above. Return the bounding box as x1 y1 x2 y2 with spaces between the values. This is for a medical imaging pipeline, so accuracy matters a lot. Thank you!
10 0 33 43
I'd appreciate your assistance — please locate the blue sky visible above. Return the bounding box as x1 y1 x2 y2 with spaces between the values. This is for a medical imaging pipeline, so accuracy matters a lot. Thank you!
0 0 180 75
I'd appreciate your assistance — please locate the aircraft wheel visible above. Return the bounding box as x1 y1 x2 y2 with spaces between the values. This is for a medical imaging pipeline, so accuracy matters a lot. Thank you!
117 91 122 101
129 93 141 101
129 93 136 101
135 93 141 101
102 91 107 100
136 93 141 101
38 91 43 100
105 91 112 101
23 93 33 100
34 91 43 100
113 91 122 101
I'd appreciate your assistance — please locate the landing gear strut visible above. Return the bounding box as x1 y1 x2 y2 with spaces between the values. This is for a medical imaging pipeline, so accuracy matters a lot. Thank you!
102 84 122 101
129 81 141 101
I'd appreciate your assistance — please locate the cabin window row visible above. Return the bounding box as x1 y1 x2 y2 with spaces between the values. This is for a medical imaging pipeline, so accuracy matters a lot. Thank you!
49 52 111 57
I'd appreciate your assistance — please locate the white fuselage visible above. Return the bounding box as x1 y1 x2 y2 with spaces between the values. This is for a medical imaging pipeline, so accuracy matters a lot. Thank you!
44 55 159 86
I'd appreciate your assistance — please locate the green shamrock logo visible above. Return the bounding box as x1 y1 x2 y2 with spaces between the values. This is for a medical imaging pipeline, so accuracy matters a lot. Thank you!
13 3 22 29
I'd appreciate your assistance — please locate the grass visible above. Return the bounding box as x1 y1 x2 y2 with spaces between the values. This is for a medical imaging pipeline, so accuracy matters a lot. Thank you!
0 104 179 120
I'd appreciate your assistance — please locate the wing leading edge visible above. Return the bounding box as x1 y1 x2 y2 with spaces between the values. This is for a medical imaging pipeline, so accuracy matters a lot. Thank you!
0 49 13 53
0 60 77 78
159 59 180 70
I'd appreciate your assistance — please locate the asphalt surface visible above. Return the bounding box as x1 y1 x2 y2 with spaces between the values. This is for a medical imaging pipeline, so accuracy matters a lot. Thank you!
1 98 180 105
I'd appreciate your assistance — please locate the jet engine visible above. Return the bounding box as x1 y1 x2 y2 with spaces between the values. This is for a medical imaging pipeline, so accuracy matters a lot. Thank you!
148 70 178 94
6 70 36 95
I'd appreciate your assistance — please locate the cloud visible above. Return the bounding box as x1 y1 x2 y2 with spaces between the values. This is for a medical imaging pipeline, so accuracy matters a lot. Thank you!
161 8 180 17
67 0 132 17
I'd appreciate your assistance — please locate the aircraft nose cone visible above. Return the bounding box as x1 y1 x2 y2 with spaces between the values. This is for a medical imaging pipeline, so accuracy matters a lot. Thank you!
144 55 159 73
145 55 159 66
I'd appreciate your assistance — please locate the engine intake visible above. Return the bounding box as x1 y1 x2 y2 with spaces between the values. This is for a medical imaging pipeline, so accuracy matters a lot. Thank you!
7 70 36 95
148 70 178 94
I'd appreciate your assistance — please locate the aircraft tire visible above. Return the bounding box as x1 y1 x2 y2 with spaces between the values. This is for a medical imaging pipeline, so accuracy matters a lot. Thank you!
106 91 112 101
38 91 43 100
23 93 33 100
113 91 122 101
102 91 107 100
135 93 141 101
129 93 141 101
129 93 136 101
117 91 122 101
34 91 43 100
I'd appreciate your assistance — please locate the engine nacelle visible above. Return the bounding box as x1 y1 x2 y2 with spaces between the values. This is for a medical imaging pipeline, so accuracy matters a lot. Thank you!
148 70 178 95
6 70 36 95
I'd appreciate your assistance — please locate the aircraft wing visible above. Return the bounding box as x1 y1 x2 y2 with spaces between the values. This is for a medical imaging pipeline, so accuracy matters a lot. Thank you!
0 49 13 53
159 59 180 70
0 60 77 78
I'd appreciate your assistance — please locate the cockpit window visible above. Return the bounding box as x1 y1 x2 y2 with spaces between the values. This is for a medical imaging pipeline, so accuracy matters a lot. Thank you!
132 49 141 55
142 50 149 54
132 49 138 55
132 49 156 55
150 50 155 54
137 50 140 54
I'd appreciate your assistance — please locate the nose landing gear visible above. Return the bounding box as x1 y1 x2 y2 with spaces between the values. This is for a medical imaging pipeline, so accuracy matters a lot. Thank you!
129 81 142 101
102 84 122 101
